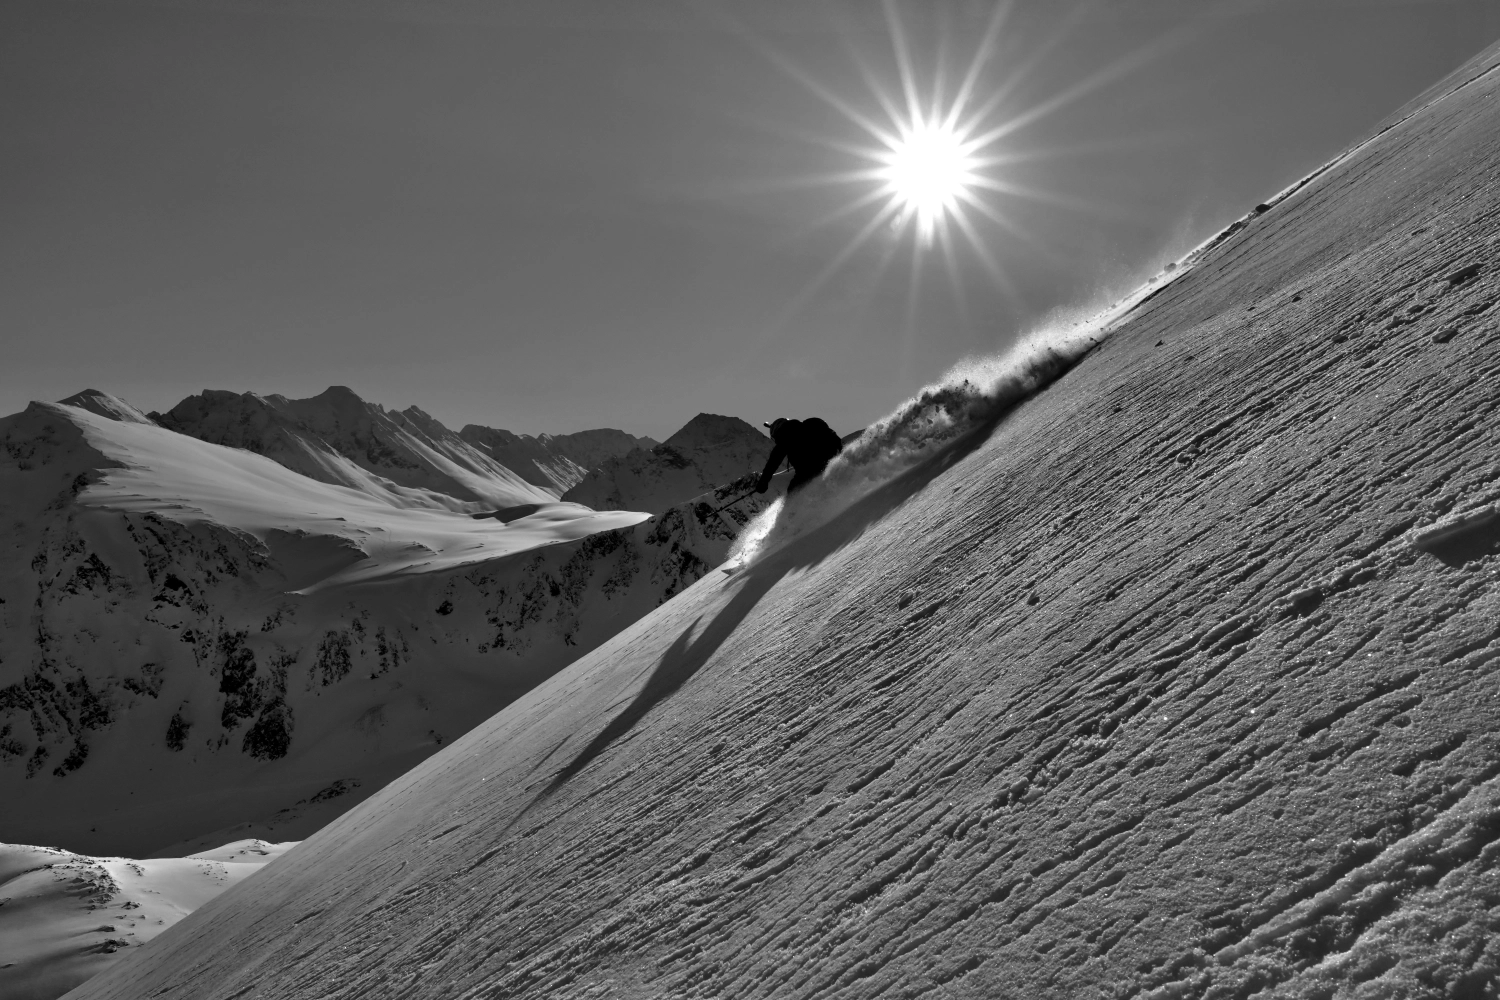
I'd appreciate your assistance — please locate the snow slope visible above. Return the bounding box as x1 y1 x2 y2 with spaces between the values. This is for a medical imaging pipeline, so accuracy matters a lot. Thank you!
67 40 1500 1000
562 413 774 514
151 386 557 511
61 401 648 587
145 385 650 507
0 839 294 1000
0 400 774 859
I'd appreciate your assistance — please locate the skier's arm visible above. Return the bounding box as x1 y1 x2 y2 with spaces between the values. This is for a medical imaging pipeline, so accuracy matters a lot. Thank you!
756 444 787 493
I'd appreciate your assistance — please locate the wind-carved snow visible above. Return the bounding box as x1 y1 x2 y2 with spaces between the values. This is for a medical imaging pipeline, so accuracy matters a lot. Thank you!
0 838 297 1000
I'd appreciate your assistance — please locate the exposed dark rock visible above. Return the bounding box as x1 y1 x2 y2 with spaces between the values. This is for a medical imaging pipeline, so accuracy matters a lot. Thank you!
242 700 294 760
164 711 190 752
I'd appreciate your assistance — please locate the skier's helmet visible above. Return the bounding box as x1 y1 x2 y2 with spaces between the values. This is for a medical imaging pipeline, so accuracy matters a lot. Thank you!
764 417 792 440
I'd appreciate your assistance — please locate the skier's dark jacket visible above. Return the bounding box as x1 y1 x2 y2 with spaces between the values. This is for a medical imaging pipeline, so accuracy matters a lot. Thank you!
756 417 843 494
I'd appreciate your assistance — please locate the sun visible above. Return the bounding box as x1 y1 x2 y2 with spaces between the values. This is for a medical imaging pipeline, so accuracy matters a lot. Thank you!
879 120 980 242
737 0 1173 325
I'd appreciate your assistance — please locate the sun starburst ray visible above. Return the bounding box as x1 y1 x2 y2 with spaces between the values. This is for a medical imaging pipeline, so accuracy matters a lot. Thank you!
841 42 910 138
761 198 909 344
964 175 1147 223
935 220 976 338
965 132 1177 169
943 0 1012 132
965 32 1184 150
954 187 1076 272
722 104 900 162
733 17 903 149
961 0 1098 133
948 199 1025 311
786 184 904 243
883 0 925 128
929 6 955 128
700 167 894 201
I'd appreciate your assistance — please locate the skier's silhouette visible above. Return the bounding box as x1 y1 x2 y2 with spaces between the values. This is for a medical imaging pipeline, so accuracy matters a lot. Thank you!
756 417 843 495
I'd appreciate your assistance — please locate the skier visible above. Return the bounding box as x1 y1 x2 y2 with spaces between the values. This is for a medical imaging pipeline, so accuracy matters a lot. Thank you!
755 417 843 495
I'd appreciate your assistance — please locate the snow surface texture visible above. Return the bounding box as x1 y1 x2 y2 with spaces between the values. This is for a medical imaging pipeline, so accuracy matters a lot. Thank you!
0 400 778 859
0 839 294 1000
562 413 774 514
67 41 1500 1000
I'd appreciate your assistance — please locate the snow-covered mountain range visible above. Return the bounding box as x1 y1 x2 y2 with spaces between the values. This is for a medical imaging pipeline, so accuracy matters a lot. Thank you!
146 386 653 510
459 423 657 497
562 412 776 513
0 389 776 859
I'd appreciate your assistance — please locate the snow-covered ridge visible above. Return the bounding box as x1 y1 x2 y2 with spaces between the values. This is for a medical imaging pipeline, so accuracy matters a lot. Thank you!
562 412 774 514
46 401 649 590
57 390 157 426
460 424 658 497
150 385 646 511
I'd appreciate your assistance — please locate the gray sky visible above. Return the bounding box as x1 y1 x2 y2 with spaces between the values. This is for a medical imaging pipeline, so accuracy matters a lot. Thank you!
4 0 1497 439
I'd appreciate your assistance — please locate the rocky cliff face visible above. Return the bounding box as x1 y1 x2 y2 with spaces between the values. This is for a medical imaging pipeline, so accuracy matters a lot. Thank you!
0 401 774 858
66 43 1500 1000
458 425 656 496
562 413 774 514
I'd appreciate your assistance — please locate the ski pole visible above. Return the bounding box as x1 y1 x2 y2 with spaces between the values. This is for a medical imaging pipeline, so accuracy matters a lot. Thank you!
711 490 757 515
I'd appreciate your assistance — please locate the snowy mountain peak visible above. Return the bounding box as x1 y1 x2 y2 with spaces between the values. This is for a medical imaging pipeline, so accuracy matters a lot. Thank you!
661 412 767 453
285 385 392 432
55 390 157 426
392 404 451 439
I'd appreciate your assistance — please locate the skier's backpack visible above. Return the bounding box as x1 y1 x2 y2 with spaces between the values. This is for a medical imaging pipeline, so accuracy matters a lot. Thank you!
801 417 843 459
